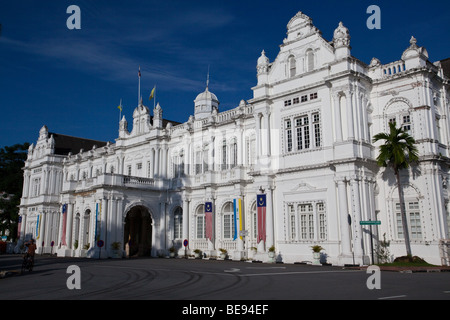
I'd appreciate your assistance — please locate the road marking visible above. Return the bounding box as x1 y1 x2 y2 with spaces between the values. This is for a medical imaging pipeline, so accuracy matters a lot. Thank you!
190 269 361 277
224 268 240 273
377 295 407 300
246 266 286 269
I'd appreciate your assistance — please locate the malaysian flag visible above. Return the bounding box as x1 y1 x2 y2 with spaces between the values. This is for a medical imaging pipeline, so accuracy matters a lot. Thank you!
61 204 67 246
205 202 213 241
257 194 266 244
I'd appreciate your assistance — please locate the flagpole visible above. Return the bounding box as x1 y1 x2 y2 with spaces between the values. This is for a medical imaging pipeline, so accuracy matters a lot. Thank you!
119 99 122 121
138 66 141 105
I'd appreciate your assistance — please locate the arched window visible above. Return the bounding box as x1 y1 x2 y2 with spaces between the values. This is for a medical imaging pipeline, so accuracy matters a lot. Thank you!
230 140 237 169
289 55 296 77
195 204 205 239
222 202 234 239
173 207 183 239
306 49 314 72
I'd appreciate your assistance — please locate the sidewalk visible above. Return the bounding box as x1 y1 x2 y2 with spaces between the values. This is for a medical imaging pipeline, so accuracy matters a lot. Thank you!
356 265 450 273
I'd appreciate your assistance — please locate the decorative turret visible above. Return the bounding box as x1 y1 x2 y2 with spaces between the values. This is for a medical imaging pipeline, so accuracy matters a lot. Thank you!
333 22 351 59
119 115 129 138
194 86 219 120
257 50 270 85
131 99 151 135
153 102 163 128
401 36 429 69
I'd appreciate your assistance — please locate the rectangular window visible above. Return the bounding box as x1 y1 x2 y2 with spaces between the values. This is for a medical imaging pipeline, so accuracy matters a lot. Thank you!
195 151 202 174
127 165 132 176
293 97 299 104
174 214 182 239
310 92 318 100
301 95 308 103
223 214 235 239
317 202 326 240
286 120 292 152
395 201 422 240
313 113 321 147
288 205 296 240
33 178 41 197
296 116 310 150
284 100 292 107
402 115 411 134
299 204 314 240
222 142 227 170
196 216 205 239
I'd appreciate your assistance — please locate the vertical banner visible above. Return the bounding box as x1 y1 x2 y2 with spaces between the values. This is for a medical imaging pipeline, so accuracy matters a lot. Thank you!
233 198 243 240
257 194 266 243
17 216 22 238
205 202 213 241
61 204 68 246
36 214 41 240
95 202 99 242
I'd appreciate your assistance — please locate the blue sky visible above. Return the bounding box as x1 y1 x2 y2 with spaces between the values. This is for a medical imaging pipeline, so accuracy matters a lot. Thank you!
0 0 449 148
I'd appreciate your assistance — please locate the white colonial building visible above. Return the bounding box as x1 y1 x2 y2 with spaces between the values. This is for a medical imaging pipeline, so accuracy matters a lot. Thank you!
18 12 450 266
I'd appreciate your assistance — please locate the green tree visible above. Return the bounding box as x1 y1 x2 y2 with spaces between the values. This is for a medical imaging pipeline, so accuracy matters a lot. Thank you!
373 122 418 257
0 143 30 240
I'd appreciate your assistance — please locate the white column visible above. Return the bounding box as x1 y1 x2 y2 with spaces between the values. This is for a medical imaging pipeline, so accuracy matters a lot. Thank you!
336 178 351 256
263 110 271 156
350 177 363 258
67 203 74 249
254 113 262 157
266 187 274 250
333 93 343 142
345 90 355 140
182 196 189 244
116 198 123 246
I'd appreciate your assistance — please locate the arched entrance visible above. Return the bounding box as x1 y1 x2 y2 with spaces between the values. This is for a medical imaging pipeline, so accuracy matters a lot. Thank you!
124 206 153 257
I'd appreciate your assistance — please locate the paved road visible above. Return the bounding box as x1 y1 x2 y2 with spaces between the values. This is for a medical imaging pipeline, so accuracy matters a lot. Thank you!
1 254 449 303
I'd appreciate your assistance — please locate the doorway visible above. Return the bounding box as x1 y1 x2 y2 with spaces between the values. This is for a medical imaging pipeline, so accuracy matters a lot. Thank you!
124 206 153 257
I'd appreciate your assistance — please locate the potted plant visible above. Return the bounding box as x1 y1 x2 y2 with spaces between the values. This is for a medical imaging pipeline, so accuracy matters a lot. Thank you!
219 248 227 259
268 245 276 258
193 249 202 259
111 242 121 258
311 245 324 265
73 240 78 250
169 246 176 258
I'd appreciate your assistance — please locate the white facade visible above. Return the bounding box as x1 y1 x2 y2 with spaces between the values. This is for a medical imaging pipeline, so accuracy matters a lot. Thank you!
19 12 450 266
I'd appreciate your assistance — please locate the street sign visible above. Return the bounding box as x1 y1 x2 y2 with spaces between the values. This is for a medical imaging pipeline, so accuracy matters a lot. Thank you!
183 239 188 247
360 221 381 225
97 240 104 248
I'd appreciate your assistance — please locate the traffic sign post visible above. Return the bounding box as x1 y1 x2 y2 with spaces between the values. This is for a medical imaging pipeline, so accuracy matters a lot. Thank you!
183 239 188 259
97 240 104 259
359 220 380 264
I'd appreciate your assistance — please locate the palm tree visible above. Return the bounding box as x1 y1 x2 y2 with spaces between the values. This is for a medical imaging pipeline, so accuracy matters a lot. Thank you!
373 122 419 257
